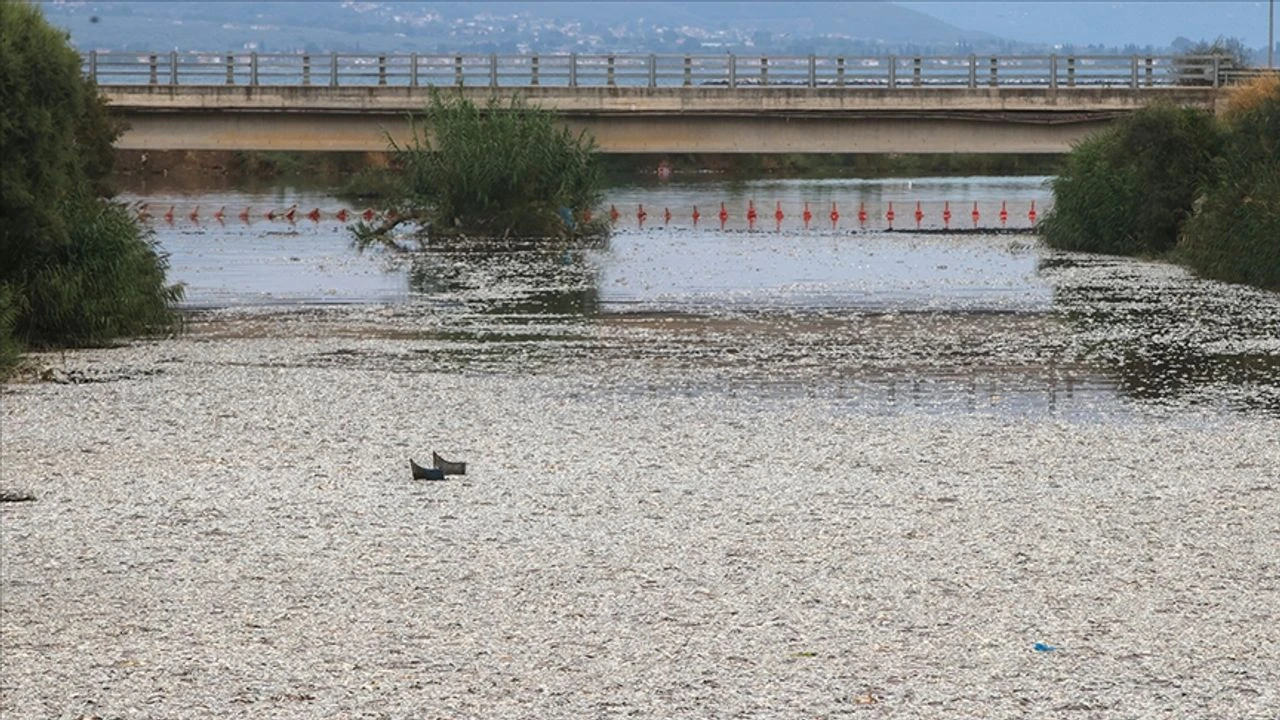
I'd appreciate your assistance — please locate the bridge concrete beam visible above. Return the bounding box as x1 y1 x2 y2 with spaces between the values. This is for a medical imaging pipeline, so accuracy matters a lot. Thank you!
102 84 1221 115
101 84 1223 154
112 111 1115 154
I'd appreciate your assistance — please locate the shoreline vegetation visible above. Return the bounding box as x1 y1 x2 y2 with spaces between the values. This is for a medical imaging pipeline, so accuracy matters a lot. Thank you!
1041 75 1279 290
111 149 1066 197
1 2 182 378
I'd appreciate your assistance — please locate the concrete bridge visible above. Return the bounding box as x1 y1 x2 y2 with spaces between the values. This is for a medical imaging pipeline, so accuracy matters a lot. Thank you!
87 52 1232 154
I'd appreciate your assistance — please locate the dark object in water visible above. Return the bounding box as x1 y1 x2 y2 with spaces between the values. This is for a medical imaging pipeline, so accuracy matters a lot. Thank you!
410 459 446 481
433 452 466 476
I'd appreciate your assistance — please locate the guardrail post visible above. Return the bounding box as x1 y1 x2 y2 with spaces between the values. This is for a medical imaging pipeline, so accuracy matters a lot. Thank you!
607 55 615 87
454 55 463 87
1212 54 1221 88
1049 55 1057 90
1130 55 1138 89
250 52 259 86
531 55 539 86
1067 56 1075 87
761 56 768 85
226 53 235 85
169 51 177 85
968 55 977 89
684 55 692 86
569 53 577 87
378 54 387 86
303 54 311 86
836 56 845 87
489 53 497 88
649 54 656 88
88 50 97 82
409 53 417 87
887 55 896 89
330 52 338 87
729 54 736 89
1144 56 1153 87
988 56 998 86
912 56 921 86
148 53 157 85
808 55 816 88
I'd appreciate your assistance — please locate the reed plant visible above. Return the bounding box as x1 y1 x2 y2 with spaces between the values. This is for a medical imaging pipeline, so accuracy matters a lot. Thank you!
1040 103 1223 256
1178 76 1280 289
358 89 607 248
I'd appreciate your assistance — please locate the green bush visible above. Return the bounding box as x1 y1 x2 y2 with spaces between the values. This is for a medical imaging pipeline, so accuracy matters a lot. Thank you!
373 89 606 242
17 196 183 347
1178 79 1280 289
1040 103 1223 255
1 1 181 374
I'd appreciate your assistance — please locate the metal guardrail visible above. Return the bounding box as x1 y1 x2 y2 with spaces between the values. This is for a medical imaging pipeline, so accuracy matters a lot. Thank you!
81 51 1236 90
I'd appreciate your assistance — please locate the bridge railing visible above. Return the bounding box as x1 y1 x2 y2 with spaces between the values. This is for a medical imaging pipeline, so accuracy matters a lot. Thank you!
82 51 1232 89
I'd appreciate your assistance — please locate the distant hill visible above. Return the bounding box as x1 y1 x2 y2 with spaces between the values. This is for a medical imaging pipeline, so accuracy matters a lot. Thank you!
44 1 1017 55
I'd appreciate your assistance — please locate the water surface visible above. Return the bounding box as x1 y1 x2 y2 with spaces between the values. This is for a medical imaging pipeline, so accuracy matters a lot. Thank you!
127 177 1280 418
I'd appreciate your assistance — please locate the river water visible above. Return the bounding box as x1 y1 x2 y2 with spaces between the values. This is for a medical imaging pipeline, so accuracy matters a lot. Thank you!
124 176 1280 419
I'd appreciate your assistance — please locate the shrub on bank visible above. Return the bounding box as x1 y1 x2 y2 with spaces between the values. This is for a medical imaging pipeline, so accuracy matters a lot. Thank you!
1178 76 1280 289
0 1 181 375
1040 103 1224 256
356 89 607 248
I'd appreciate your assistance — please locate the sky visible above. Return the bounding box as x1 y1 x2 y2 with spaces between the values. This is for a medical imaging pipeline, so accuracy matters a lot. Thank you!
900 2 1276 50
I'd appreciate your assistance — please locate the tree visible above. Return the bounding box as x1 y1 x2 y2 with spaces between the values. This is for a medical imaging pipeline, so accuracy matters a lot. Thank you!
0 1 181 373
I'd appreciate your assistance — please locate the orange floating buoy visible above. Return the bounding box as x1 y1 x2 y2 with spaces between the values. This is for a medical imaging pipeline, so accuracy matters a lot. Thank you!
663 207 672 225
609 204 620 223
830 201 839 228
1028 200 1038 225
802 202 812 229
188 206 200 222
239 207 251 223
163 206 175 224
335 208 349 222
857 201 867 227
942 201 952 227
213 206 226 221
719 202 729 229
284 205 297 223
971 201 980 227
914 201 924 228
637 204 647 227
886 201 896 227
999 201 1008 226
362 208 376 222
692 205 700 226
746 200 758 229
774 201 784 223
307 208 321 223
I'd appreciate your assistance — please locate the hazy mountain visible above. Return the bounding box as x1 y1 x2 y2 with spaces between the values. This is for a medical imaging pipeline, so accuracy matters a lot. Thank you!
902 2 1275 51
43 1 1007 54
40 1 1277 57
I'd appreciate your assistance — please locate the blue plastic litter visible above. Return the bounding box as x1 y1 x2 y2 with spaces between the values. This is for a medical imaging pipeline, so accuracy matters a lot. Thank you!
1033 642 1057 652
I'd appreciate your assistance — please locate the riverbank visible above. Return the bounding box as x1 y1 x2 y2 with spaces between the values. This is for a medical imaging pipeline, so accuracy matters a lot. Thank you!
3 307 1279 718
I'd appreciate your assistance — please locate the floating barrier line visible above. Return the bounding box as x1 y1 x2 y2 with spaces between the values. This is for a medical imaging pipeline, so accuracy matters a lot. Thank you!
134 200 1045 232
